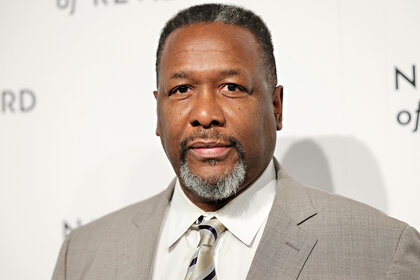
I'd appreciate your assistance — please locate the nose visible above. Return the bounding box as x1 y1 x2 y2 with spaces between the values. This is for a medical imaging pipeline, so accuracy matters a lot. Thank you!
189 88 225 128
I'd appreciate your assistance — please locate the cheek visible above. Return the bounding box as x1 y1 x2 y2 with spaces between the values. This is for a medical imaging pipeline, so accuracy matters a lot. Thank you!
227 106 261 146
157 101 189 155
232 100 276 157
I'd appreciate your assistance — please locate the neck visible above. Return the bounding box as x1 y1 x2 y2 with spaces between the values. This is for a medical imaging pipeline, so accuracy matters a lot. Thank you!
181 185 233 212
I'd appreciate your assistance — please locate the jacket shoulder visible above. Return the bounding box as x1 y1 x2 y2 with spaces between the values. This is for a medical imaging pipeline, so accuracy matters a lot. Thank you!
304 186 407 234
299 185 420 278
304 184 406 230
72 185 173 236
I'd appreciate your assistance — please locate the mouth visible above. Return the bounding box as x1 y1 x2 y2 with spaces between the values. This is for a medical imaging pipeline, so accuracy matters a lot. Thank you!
188 141 234 159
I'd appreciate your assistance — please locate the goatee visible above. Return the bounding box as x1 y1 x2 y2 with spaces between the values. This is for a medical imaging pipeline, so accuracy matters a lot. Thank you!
179 131 246 201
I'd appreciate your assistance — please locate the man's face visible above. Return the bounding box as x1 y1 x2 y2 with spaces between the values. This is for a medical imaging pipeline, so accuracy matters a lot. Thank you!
154 23 282 203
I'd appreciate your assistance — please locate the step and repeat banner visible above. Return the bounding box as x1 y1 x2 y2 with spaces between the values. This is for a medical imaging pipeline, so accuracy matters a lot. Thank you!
1 0 419 279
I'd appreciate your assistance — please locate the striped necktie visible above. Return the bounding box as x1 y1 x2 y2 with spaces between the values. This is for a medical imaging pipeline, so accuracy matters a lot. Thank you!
184 216 226 280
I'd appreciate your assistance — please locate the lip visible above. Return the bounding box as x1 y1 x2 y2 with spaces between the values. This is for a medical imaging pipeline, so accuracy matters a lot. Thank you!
188 141 233 159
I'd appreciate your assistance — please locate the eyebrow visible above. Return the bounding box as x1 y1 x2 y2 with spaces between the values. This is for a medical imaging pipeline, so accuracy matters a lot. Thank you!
219 69 242 78
170 71 191 80
169 69 243 80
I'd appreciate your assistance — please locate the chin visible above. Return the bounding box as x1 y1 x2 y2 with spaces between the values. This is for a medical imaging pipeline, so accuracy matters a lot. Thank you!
179 159 246 201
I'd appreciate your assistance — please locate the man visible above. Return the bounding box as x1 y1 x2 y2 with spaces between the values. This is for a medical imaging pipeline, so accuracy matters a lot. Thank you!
52 4 420 280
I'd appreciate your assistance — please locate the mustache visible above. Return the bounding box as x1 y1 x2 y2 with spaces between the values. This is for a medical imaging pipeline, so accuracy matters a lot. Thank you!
179 129 245 163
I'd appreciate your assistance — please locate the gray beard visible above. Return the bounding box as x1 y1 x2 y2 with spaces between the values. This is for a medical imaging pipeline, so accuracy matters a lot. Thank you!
180 159 246 201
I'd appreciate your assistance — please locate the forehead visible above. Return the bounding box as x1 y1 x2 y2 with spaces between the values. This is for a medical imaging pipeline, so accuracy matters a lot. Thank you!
159 23 261 79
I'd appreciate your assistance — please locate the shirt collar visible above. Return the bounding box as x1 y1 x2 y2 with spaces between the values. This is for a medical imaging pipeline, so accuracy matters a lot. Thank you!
166 159 277 247
165 180 205 247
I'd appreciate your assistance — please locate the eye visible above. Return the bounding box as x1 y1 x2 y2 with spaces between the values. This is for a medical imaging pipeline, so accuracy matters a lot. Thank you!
219 83 247 96
221 83 239 92
169 85 193 97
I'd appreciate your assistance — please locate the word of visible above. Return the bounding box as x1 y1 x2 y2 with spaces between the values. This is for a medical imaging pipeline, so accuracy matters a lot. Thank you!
57 0 76 15
396 100 420 133
1 89 36 114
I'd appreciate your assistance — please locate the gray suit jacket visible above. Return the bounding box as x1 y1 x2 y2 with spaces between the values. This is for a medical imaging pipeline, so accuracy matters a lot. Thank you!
52 160 420 279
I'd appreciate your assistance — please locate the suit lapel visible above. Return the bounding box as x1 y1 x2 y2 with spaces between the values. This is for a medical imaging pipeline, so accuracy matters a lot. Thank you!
131 179 175 280
246 159 318 280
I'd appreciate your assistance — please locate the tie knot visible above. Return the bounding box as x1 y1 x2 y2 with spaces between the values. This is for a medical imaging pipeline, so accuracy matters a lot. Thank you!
196 217 225 247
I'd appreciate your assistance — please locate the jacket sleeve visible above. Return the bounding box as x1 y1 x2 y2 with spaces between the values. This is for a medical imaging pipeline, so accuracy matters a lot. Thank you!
51 233 72 280
386 225 420 279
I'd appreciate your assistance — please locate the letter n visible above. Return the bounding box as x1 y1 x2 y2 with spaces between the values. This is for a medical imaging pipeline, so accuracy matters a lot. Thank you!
395 65 416 90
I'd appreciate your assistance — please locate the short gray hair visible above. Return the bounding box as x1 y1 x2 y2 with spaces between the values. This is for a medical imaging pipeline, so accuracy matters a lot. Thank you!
156 3 277 88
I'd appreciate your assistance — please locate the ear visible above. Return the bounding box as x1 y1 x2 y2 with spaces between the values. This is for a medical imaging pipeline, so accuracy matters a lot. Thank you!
272 85 283 131
153 90 160 136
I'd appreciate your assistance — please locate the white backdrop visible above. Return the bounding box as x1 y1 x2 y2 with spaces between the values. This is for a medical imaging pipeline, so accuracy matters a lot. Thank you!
1 0 419 279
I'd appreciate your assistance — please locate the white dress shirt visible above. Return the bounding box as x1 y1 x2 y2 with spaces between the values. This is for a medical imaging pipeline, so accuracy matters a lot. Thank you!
152 160 277 280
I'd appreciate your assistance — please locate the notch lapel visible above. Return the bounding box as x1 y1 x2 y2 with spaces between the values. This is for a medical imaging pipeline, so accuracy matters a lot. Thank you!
131 179 175 280
246 159 318 280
